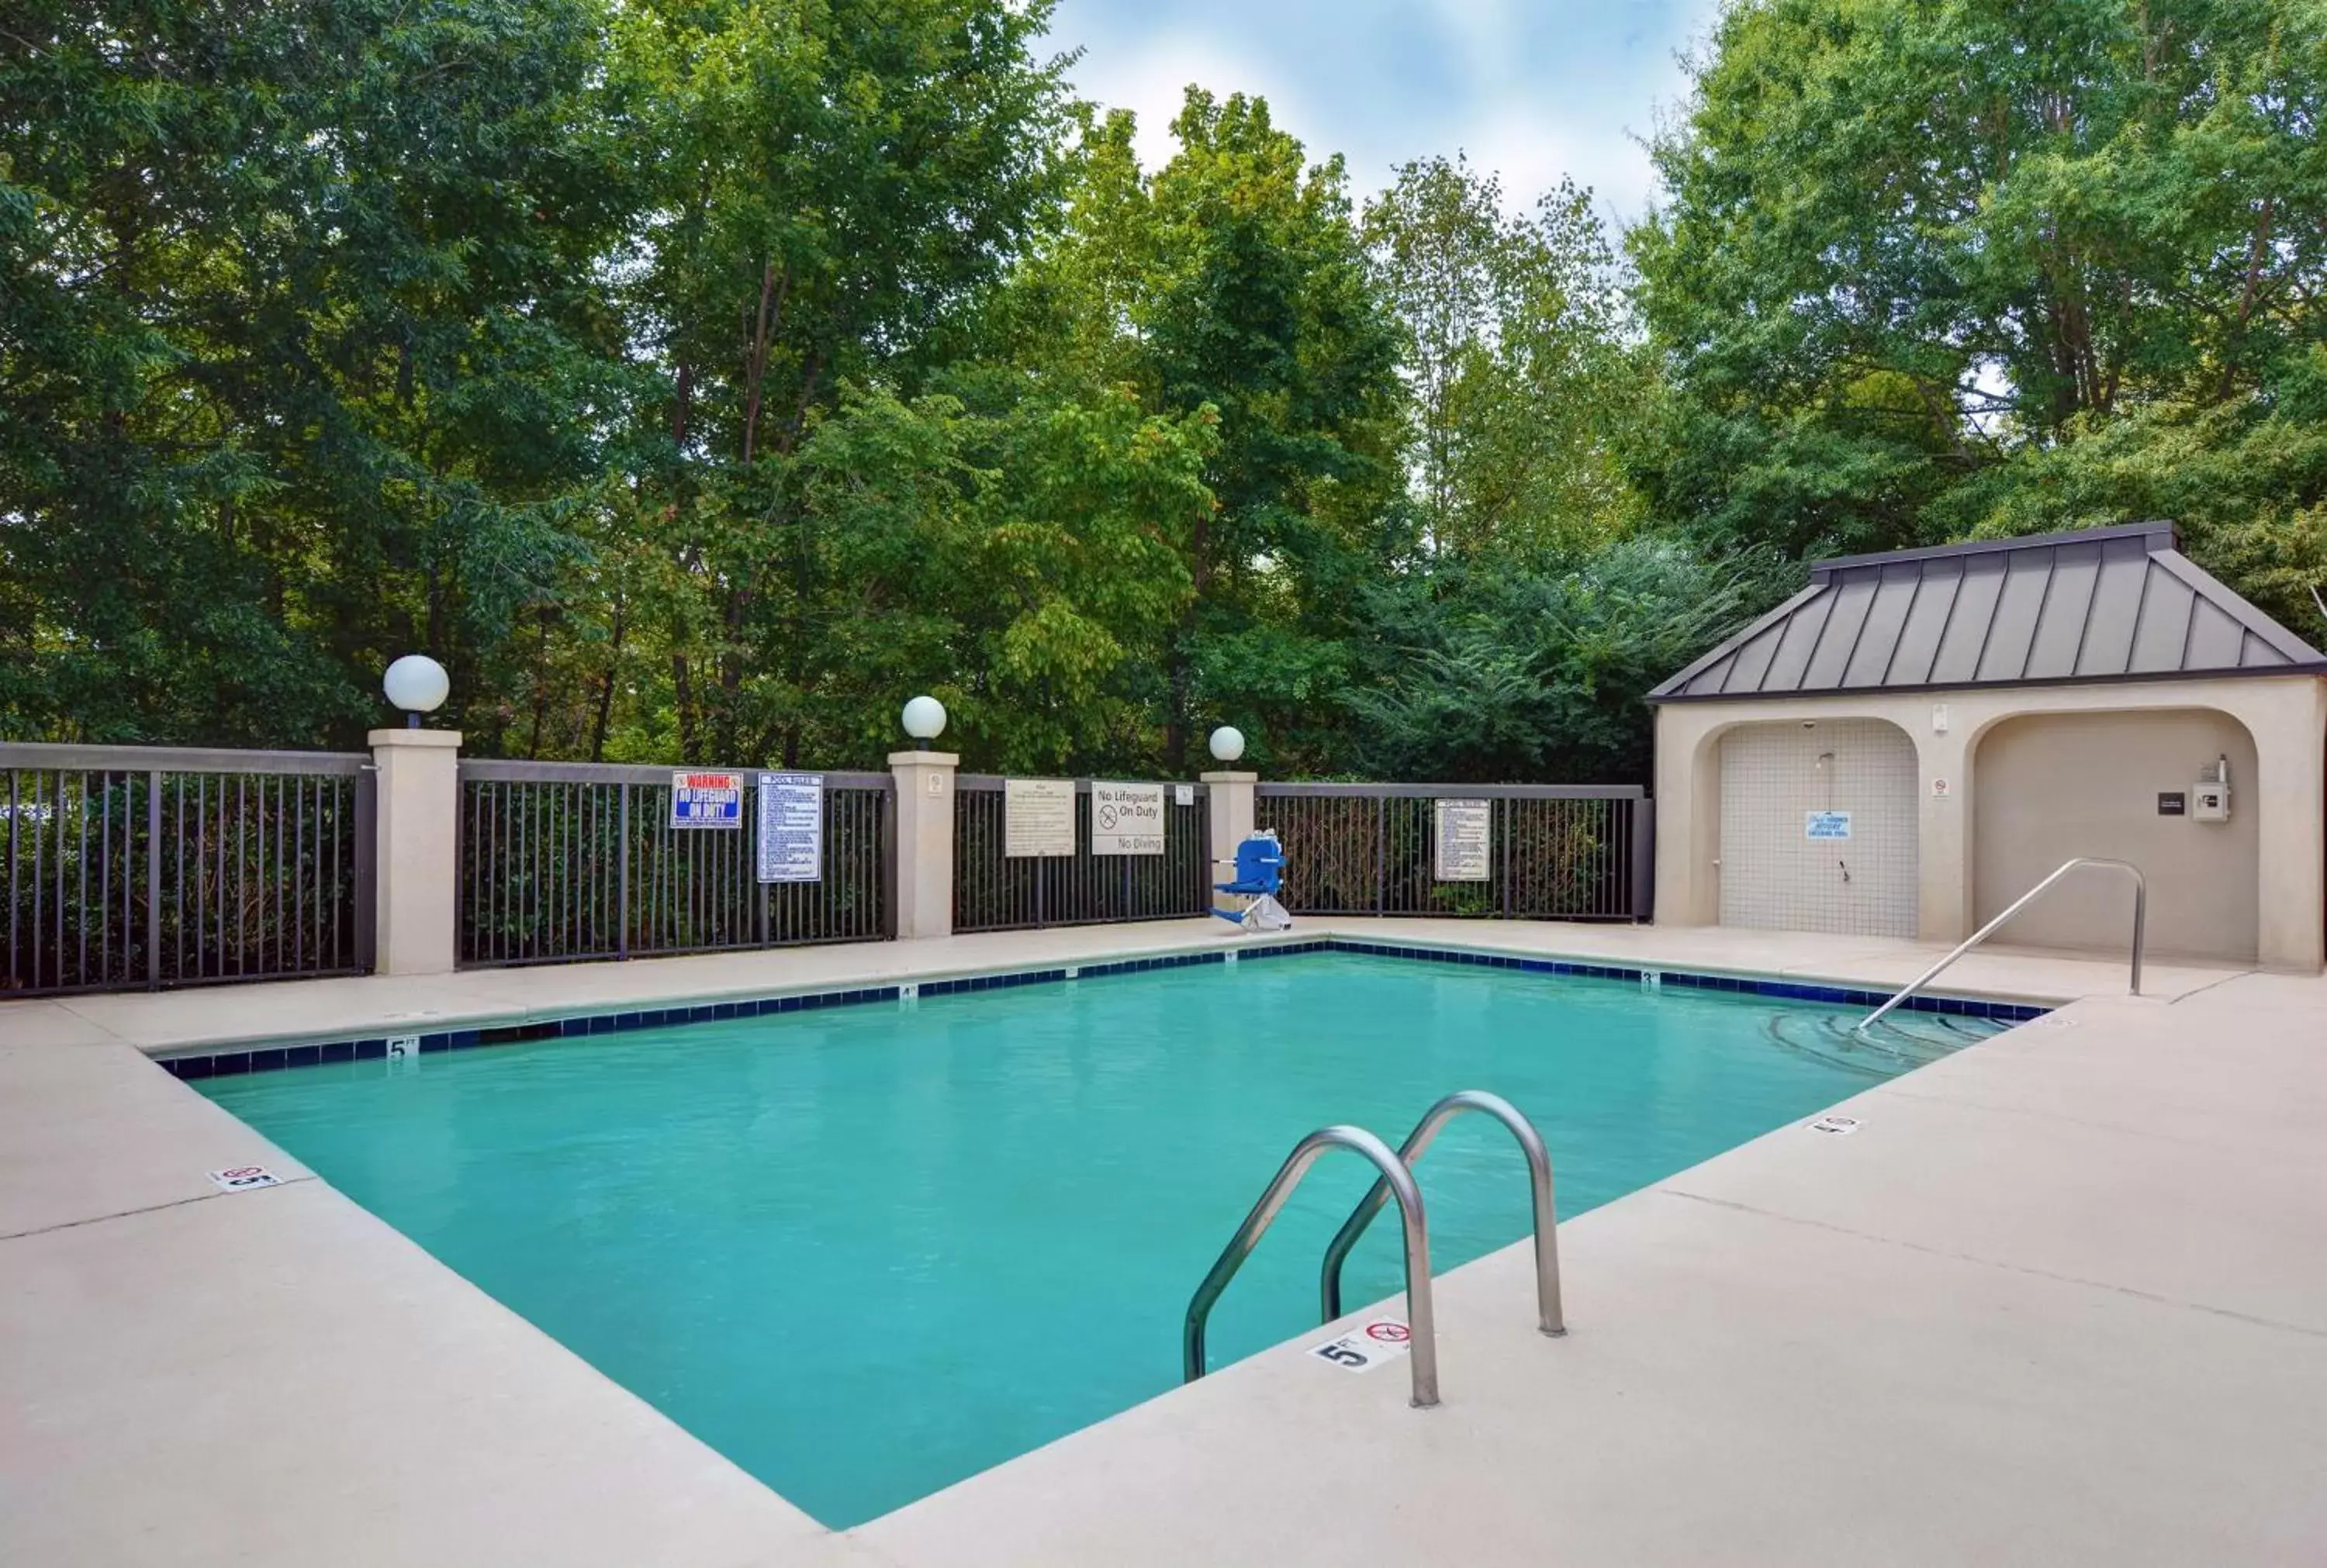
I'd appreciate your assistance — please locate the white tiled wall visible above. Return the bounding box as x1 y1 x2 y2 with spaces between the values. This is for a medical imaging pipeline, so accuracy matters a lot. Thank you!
1718 719 1918 938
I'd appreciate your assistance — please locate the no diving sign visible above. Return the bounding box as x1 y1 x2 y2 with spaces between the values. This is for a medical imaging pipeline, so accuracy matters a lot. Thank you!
1309 1318 1412 1374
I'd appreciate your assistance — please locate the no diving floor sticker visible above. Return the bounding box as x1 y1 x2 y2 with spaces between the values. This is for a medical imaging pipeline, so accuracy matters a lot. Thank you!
206 1165 282 1193
1310 1318 1412 1374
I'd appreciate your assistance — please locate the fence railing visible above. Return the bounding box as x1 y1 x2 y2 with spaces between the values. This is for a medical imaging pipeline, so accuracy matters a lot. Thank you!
458 762 893 966
2 744 374 996
953 778 1211 932
1255 783 1651 921
1 738 1654 996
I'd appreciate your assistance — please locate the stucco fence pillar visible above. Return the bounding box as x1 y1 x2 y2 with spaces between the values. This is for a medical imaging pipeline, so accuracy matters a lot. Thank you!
1654 675 2327 971
890 751 959 940
1202 771 1257 916
369 728 464 976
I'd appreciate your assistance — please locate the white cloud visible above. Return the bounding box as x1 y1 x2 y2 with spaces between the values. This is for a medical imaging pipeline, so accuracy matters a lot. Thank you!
1423 0 1527 84
1052 0 1730 225
1065 32 1320 177
1442 104 1647 218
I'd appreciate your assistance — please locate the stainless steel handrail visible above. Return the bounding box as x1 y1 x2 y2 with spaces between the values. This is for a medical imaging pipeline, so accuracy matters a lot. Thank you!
1320 1090 1565 1338
1858 857 2145 1034
1184 1124 1440 1408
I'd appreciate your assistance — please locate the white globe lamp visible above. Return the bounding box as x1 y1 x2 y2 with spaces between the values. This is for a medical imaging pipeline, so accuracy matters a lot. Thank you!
901 695 948 750
1208 725 1246 764
382 654 451 729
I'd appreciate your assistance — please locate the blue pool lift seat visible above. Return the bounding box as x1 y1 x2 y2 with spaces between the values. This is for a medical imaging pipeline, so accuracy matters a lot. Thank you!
1212 830 1292 931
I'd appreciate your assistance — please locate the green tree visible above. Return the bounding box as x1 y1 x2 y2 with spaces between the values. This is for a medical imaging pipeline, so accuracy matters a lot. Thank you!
1 0 628 744
999 92 1409 772
784 381 1216 772
603 0 1076 765
5 0 1824 778
1347 537 1795 782
1150 92 1409 773
1632 0 2327 632
1364 156 1650 557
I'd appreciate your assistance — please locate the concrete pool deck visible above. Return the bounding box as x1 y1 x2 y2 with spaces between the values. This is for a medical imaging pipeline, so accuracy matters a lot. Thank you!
3 919 2322 1565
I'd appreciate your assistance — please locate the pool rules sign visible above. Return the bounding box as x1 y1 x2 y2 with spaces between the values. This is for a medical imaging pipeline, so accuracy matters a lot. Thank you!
755 772 823 883
1433 798 1492 881
1004 777 1076 858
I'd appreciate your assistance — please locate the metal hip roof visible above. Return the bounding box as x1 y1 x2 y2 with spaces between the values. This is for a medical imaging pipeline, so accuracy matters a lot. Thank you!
1650 523 2327 702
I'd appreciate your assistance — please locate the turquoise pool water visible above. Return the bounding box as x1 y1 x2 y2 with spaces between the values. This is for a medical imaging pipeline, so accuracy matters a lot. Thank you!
199 952 1995 1525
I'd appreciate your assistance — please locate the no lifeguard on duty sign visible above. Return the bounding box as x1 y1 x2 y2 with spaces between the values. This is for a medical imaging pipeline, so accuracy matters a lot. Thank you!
670 771 743 828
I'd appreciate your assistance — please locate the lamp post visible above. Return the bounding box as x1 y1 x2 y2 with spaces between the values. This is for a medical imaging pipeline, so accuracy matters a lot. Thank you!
901 695 947 751
890 698 956 941
1201 727 1254 899
369 654 459 978
382 654 450 730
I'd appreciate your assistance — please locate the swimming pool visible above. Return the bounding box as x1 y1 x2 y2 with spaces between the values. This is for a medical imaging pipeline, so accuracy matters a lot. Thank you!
196 948 2007 1525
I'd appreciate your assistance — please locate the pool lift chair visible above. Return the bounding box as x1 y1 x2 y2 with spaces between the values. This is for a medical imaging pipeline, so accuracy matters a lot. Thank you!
1212 830 1292 932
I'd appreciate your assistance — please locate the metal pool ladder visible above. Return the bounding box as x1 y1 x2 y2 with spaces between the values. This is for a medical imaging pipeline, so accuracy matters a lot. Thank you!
1322 1090 1564 1338
1184 1124 1440 1407
1183 1092 1566 1411
1858 856 2145 1034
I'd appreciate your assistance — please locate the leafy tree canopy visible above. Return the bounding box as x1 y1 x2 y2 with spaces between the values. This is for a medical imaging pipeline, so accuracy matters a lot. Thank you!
9 0 2321 779
1634 0 2327 634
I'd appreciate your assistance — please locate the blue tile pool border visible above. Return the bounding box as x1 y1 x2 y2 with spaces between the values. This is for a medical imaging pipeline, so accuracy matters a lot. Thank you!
1314 939 2048 1021
161 985 903 1081
157 937 2045 1082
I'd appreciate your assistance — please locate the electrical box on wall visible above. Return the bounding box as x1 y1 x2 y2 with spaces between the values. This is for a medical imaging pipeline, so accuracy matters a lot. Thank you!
2192 755 2232 823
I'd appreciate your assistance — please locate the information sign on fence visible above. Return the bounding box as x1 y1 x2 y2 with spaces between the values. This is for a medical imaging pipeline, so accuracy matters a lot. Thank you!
755 772 824 882
670 771 743 828
1433 798 1492 881
1091 782 1166 856
1004 778 1076 858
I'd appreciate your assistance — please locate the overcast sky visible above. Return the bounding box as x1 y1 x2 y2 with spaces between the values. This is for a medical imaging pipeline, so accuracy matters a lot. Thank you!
1043 0 1723 223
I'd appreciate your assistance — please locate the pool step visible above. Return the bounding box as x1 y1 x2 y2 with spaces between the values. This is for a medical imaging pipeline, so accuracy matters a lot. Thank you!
1763 1010 2007 1077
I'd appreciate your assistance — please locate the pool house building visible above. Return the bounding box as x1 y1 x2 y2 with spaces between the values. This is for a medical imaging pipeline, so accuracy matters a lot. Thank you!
1649 523 2327 970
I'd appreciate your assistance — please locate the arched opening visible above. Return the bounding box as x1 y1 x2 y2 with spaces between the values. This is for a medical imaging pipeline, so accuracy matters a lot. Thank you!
1717 718 1918 938
1971 709 2260 962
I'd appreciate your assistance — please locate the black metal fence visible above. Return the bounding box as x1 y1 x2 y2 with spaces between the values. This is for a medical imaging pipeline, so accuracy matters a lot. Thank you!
1256 783 1651 920
459 762 893 966
953 777 1211 932
2 739 1652 994
2 744 374 996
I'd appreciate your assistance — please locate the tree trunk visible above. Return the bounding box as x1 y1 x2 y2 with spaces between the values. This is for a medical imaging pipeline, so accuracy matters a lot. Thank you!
672 651 700 765
1165 511 1215 771
740 261 790 468
2219 197 2277 400
589 600 626 762
525 608 551 758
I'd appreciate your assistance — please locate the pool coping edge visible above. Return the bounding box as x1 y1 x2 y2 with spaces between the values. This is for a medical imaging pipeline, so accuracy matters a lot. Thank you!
152 935 2049 1082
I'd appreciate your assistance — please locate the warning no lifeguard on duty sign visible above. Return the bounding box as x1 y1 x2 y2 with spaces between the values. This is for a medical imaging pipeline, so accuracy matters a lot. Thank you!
669 771 743 828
